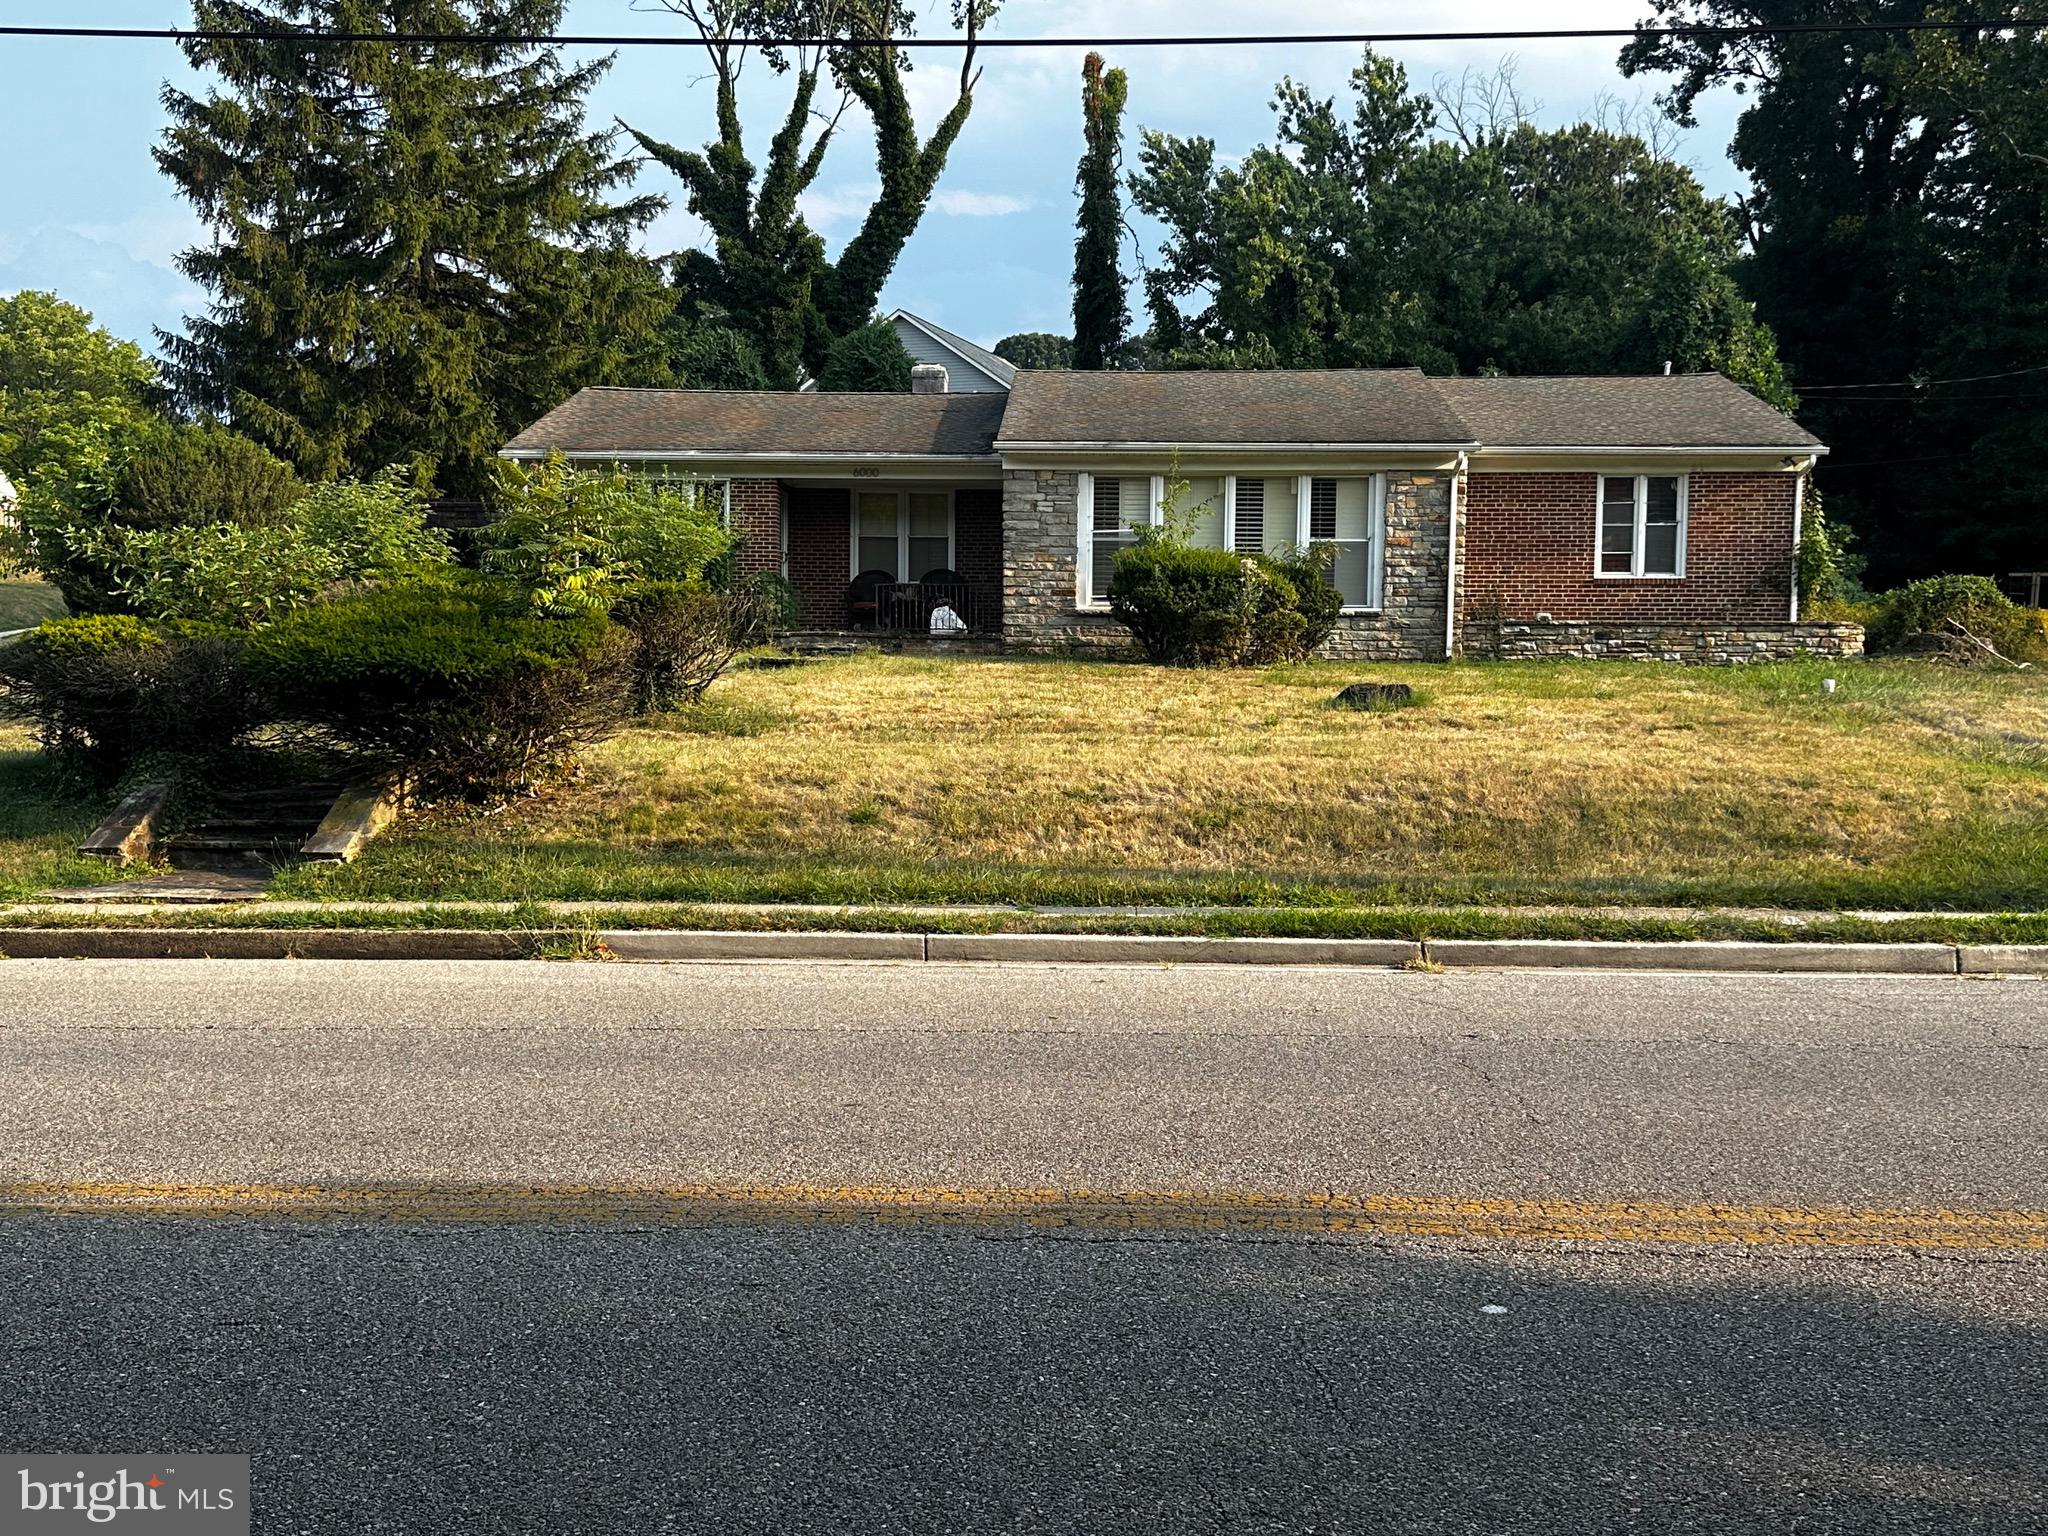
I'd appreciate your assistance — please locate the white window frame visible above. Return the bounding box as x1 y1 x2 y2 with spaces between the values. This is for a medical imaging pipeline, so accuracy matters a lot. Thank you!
848 487 957 581
1079 469 1388 613
1595 473 1689 580
1297 473 1386 614
1076 472 1165 610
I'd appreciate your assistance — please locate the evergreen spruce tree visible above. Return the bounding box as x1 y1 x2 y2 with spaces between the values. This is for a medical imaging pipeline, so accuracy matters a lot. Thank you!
158 0 671 491
1072 52 1129 371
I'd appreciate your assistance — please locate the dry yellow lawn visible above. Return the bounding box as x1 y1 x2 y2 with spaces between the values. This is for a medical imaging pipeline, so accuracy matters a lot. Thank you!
307 653 2048 909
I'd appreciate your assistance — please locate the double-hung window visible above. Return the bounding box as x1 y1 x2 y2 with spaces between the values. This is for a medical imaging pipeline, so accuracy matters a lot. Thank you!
1077 474 1155 607
1305 475 1384 611
1598 474 1687 578
853 489 955 581
1077 470 1385 612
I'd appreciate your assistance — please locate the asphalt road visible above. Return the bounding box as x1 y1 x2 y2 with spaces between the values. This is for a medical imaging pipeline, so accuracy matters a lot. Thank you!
3 959 2046 1532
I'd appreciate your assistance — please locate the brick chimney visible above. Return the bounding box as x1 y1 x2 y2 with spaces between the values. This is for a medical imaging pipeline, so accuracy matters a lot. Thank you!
911 363 950 395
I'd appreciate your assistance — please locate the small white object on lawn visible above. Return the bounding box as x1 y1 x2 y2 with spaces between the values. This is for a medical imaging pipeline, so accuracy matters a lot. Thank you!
1823 677 1838 695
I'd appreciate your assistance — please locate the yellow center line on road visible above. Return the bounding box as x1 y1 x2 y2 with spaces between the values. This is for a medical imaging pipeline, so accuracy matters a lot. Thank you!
1 1180 2045 1250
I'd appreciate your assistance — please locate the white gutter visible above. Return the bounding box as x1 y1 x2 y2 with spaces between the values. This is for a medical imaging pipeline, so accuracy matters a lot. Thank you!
1445 452 1467 661
498 449 1001 464
1466 444 1829 459
994 440 1479 455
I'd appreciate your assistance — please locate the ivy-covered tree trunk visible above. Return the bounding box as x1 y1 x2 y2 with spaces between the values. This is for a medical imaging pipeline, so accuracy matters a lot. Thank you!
1071 52 1129 371
630 0 995 387
158 0 671 492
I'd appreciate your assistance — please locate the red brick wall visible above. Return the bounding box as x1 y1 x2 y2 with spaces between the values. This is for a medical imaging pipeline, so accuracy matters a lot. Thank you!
1461 470 1798 623
785 485 850 627
729 479 783 575
954 487 1002 587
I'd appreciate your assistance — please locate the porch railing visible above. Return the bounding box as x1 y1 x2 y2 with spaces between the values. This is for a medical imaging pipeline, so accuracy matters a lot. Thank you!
866 580 1001 635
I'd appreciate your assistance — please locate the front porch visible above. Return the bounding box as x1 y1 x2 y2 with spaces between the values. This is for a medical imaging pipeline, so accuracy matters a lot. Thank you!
737 479 1005 635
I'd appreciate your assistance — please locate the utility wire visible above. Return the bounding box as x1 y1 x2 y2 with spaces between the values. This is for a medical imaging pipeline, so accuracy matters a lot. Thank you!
1796 362 2048 392
4 19 2048 48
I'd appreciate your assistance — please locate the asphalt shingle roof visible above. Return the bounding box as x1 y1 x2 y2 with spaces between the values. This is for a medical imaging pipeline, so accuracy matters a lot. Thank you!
1433 373 1823 450
995 368 1475 448
502 386 1007 459
501 371 1822 461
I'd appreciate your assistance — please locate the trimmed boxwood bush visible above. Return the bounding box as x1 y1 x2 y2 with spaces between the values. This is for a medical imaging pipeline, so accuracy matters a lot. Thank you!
248 581 635 798
1107 541 1338 666
0 613 262 781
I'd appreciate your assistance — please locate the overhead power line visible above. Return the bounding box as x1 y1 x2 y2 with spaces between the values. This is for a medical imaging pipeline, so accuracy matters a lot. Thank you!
4 18 2048 49
1796 362 2048 392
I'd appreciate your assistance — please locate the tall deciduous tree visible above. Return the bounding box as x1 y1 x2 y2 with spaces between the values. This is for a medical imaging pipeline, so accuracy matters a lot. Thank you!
628 0 997 389
159 0 671 492
1621 2 2048 584
1131 51 1790 409
1072 52 1129 370
993 332 1075 369
0 292 158 485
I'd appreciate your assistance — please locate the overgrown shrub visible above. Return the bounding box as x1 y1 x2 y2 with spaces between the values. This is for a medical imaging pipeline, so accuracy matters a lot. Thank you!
1867 575 2017 652
247 581 635 797
22 465 449 626
1264 545 1343 655
736 570 800 640
481 454 733 615
0 614 264 781
612 581 768 712
1108 541 1338 666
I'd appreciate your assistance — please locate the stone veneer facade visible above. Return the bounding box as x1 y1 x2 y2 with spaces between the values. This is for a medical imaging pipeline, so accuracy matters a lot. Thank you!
1003 467 1460 658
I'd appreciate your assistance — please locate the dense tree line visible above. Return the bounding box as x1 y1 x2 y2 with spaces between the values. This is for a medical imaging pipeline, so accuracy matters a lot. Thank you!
1623 1 2048 584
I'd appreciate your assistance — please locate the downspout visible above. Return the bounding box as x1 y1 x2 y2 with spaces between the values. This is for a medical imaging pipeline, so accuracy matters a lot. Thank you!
1444 452 1468 661
1788 459 1810 622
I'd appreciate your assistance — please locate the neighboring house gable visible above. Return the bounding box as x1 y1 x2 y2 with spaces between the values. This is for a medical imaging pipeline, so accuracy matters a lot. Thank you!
887 311 1017 394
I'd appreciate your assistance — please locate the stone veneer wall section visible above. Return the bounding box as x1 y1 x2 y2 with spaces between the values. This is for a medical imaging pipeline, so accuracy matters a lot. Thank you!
729 478 783 576
1460 470 1798 624
1474 618 1863 662
1002 467 1457 660
1318 471 1454 660
1002 468 1126 650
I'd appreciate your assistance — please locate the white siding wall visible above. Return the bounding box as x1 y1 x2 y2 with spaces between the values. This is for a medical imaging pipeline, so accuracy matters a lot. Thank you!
890 317 1009 394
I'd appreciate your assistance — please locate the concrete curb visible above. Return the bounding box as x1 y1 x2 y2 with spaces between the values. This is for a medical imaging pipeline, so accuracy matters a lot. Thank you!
1422 938 1962 975
598 930 924 962
0 928 2033 975
0 929 535 961
1958 945 2048 976
925 933 1421 967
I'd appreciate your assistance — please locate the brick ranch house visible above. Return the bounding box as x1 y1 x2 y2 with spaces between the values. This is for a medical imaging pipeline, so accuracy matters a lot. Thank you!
502 359 1859 663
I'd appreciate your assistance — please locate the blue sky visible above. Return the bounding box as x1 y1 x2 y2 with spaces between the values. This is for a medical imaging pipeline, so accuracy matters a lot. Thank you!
0 1 1749 357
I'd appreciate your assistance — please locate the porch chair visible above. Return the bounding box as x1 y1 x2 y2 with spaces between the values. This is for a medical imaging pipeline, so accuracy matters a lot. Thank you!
847 568 894 629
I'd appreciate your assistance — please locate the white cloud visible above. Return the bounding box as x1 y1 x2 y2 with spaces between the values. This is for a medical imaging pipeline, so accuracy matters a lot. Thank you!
931 189 1029 216
0 226 202 353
